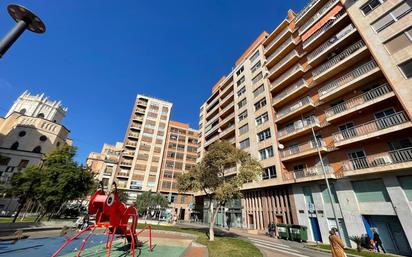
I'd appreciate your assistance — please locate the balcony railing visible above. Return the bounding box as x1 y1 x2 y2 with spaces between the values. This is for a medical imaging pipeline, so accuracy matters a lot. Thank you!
312 40 365 77
333 111 409 143
272 79 307 105
266 26 291 53
342 147 412 171
125 141 137 147
276 96 313 119
283 165 333 180
128 132 140 138
278 116 319 138
299 0 339 34
307 24 356 62
221 123 235 135
303 9 346 48
120 161 132 166
267 37 294 64
325 84 392 118
319 60 378 98
137 100 147 106
123 150 135 156
220 91 234 106
269 49 299 75
135 108 145 113
295 0 321 23
220 101 234 115
271 63 303 87
280 139 326 158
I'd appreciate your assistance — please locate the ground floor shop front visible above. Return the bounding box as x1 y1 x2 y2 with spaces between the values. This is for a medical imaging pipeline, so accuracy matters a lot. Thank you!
292 172 412 256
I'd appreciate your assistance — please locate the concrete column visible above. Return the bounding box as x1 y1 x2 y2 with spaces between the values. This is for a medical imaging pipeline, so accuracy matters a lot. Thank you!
383 176 412 248
334 179 365 239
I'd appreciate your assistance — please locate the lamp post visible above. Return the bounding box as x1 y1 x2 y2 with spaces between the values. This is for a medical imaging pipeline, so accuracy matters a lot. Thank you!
310 125 341 237
0 4 46 58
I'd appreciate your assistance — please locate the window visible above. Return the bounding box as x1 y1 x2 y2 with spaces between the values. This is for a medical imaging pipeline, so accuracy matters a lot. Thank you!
239 138 250 149
239 124 249 135
19 109 26 115
237 98 247 109
399 58 412 78
251 61 261 73
398 176 412 201
371 1 412 33
319 184 339 203
252 72 263 84
17 160 29 171
39 135 47 142
293 164 304 173
10 142 19 150
33 146 42 153
384 27 412 54
249 51 260 63
236 66 244 76
18 131 26 137
236 76 245 87
361 0 385 15
352 179 391 202
0 156 10 166
37 113 45 118
254 97 267 111
257 128 271 141
238 110 248 122
262 166 276 180
253 84 265 97
256 112 269 125
259 146 274 160
237 86 246 97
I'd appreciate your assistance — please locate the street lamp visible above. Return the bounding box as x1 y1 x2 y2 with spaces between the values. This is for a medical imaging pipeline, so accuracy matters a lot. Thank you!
0 4 46 58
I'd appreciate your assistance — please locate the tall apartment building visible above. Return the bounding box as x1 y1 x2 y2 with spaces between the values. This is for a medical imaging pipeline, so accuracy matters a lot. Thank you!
86 142 123 189
157 121 199 221
0 91 70 182
198 0 412 254
114 95 172 202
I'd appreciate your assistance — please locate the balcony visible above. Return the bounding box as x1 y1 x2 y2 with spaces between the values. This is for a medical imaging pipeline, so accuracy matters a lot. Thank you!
270 63 305 91
277 116 321 141
266 36 296 67
132 115 144 122
123 150 135 157
312 40 368 83
333 111 411 147
275 96 315 123
128 132 140 139
204 133 220 147
117 172 130 178
307 24 356 64
295 0 322 24
342 147 412 176
298 0 340 35
137 100 147 106
125 141 137 148
220 112 235 126
205 124 219 138
265 26 292 56
318 60 380 102
220 101 234 116
325 84 394 122
135 108 146 114
272 79 309 107
219 123 235 138
283 165 334 182
303 10 347 50
119 161 133 167
280 139 329 161
268 49 300 80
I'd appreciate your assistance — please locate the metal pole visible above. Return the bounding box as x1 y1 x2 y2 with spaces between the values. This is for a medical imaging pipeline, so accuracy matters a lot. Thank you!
0 19 27 58
310 126 341 235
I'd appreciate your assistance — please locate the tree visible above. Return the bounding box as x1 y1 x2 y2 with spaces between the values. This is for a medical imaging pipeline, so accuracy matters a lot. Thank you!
177 141 262 241
35 145 95 221
118 190 129 203
135 190 168 216
10 166 43 223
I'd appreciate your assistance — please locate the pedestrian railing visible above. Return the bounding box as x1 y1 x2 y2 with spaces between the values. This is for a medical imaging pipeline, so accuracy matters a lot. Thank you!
276 96 313 119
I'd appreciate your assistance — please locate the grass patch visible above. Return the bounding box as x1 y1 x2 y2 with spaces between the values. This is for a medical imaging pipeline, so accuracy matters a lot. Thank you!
0 216 74 223
313 244 389 257
137 224 262 257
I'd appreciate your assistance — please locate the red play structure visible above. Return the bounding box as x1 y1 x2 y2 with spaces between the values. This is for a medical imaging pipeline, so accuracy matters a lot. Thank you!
52 182 152 257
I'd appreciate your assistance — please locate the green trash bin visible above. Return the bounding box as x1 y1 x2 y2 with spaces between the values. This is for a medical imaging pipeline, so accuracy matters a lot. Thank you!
289 225 308 242
277 224 290 240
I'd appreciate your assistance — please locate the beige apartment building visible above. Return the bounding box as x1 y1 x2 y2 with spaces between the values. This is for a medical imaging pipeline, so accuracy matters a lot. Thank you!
86 142 123 189
157 121 199 221
198 0 412 254
114 95 173 202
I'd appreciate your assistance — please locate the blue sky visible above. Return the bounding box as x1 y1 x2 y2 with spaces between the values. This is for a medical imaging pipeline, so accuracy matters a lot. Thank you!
0 0 307 162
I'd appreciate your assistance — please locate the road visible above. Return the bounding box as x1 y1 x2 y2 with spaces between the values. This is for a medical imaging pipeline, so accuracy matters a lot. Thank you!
245 235 330 257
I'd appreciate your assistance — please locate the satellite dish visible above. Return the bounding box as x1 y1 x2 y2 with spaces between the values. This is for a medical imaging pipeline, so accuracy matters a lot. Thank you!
278 144 285 150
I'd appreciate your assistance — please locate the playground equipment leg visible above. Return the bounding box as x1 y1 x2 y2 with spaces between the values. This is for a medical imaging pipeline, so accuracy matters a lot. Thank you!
51 225 93 257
